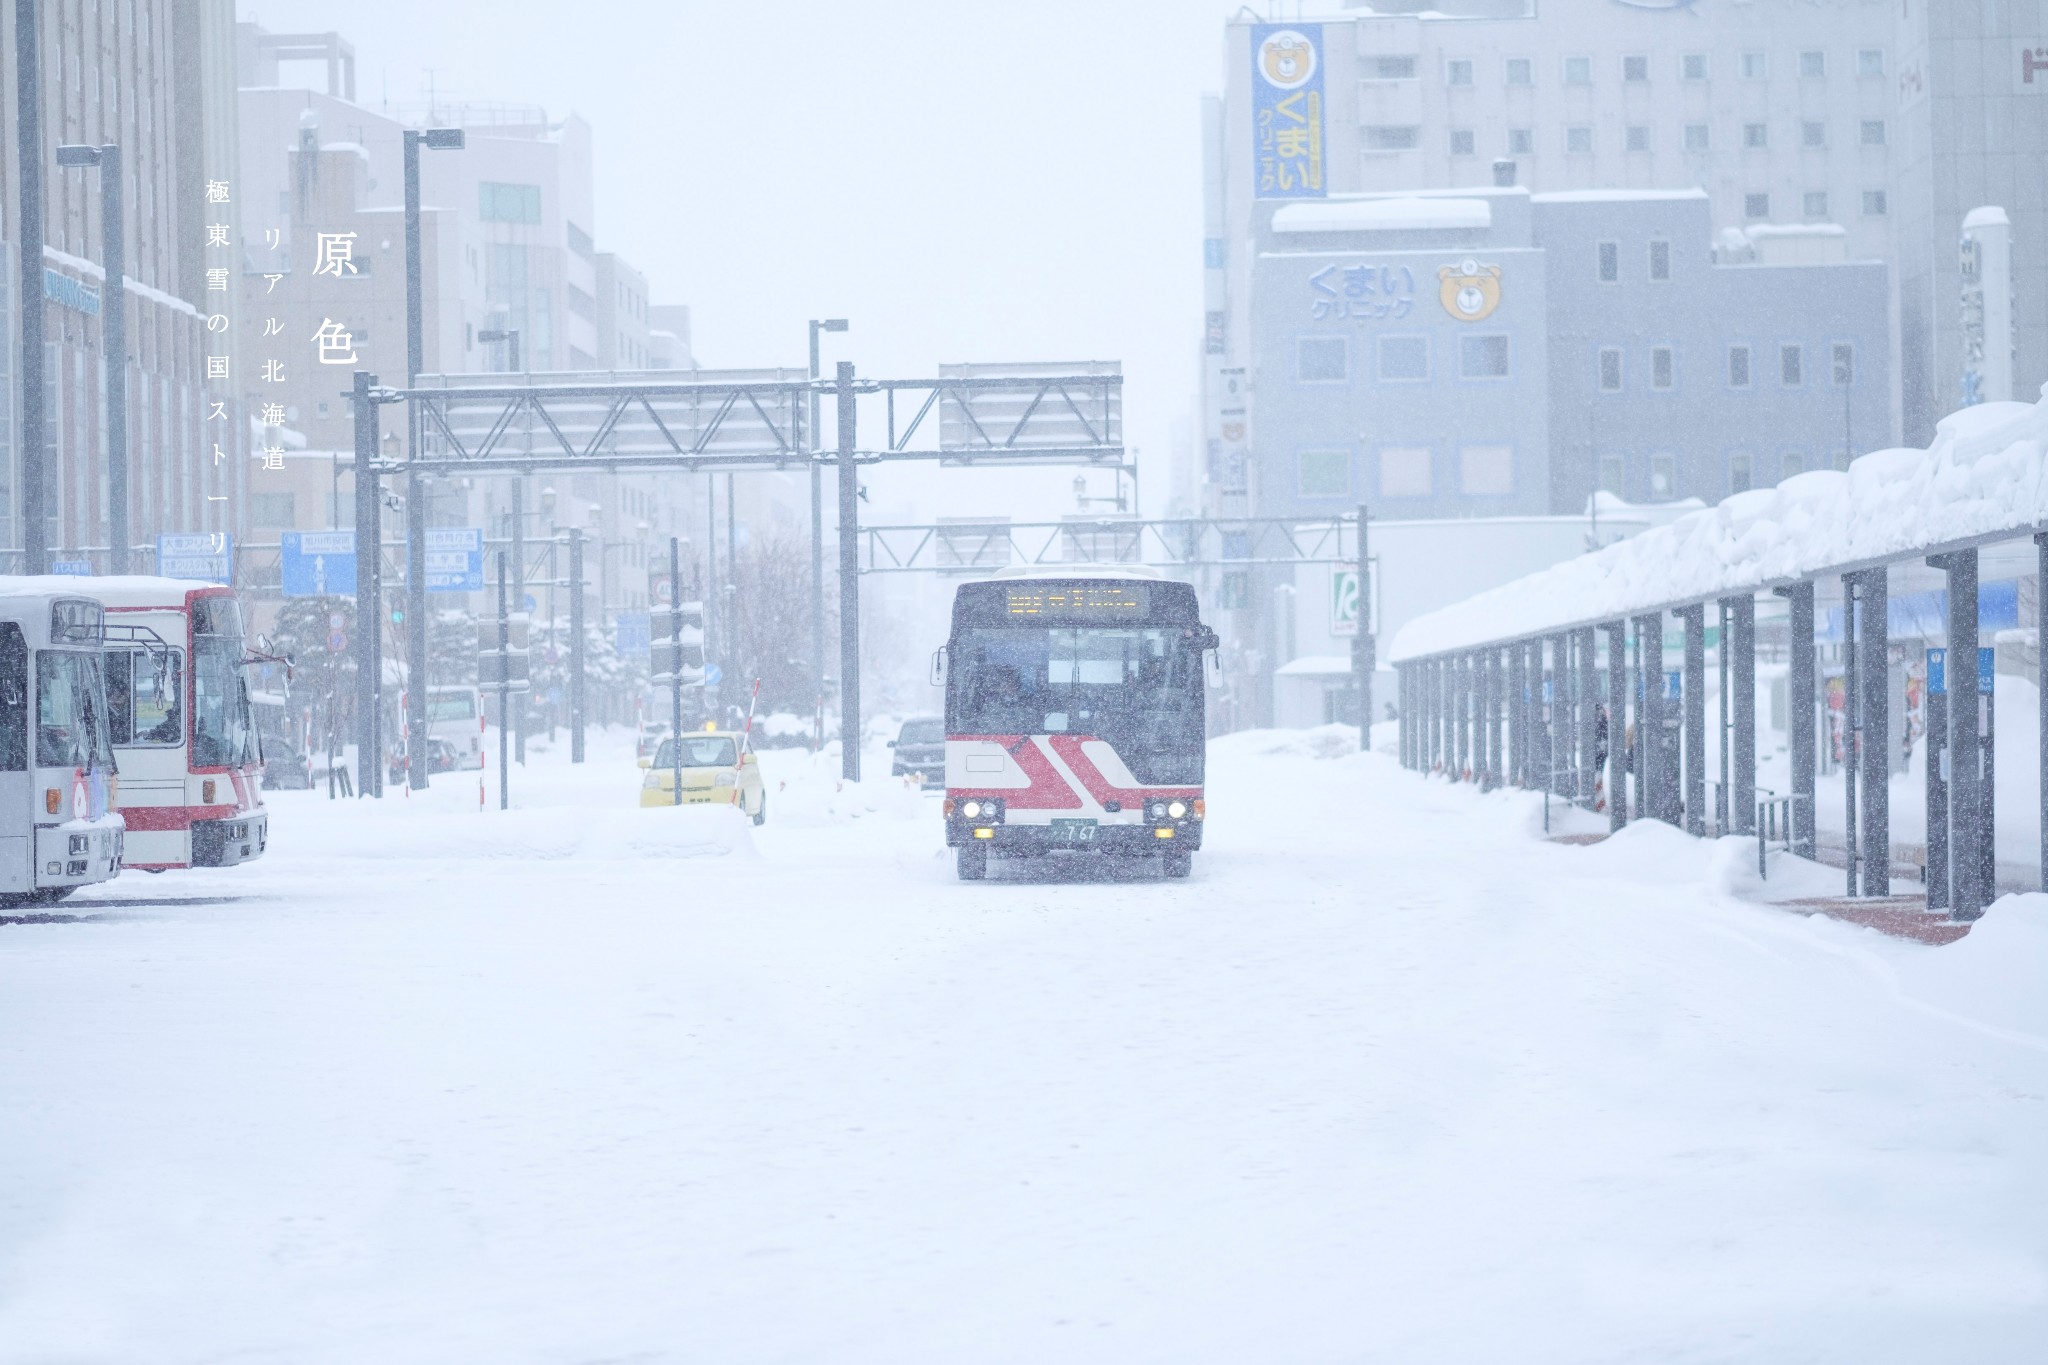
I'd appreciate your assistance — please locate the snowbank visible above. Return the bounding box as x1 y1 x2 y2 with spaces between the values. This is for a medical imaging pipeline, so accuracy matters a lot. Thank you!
1390 390 2048 661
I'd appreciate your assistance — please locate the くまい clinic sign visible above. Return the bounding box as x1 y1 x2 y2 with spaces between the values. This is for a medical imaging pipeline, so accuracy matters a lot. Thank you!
1252 24 1325 199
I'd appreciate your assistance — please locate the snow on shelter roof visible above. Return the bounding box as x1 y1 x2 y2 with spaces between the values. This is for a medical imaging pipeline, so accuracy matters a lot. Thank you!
1389 390 2048 663
1527 188 1709 204
1272 197 1492 233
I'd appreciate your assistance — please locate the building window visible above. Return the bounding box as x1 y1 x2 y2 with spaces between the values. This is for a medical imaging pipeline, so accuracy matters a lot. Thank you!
1461 446 1514 496
1831 342 1855 386
1450 129 1476 156
1377 334 1429 381
1461 335 1510 379
1729 452 1753 494
1649 452 1678 500
1863 189 1888 215
1684 124 1710 152
1745 192 1771 219
1781 452 1805 481
1599 453 1625 493
1650 346 1675 390
1626 125 1651 153
1801 120 1827 148
1743 122 1769 149
250 492 296 528
1597 240 1619 282
1623 54 1649 82
1803 191 1829 218
1598 347 1624 391
1728 344 1752 388
1780 343 1804 386
1860 119 1887 145
1563 55 1592 85
1365 55 1417 80
1447 58 1474 86
1566 126 1593 154
1298 337 1347 383
1648 239 1671 280
1800 50 1826 78
1364 125 1422 151
1379 446 1433 498
1506 57 1532 84
1858 49 1885 77
1508 128 1533 155
479 181 543 224
1741 51 1767 79
1683 53 1708 81
1297 450 1351 498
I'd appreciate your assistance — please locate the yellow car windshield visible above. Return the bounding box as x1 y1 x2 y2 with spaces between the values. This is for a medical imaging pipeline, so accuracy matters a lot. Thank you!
654 736 738 768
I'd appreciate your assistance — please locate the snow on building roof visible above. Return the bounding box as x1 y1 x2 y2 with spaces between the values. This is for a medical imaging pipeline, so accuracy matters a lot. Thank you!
1528 188 1710 204
1390 391 2048 662
1272 197 1492 233
1963 205 2011 230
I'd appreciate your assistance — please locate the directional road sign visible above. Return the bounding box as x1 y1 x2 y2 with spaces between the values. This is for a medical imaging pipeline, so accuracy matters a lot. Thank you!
703 662 723 689
614 611 651 657
422 527 484 593
281 530 358 597
158 532 233 583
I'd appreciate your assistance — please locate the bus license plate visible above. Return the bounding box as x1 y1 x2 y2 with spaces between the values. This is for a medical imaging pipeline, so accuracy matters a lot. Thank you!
1050 818 1097 845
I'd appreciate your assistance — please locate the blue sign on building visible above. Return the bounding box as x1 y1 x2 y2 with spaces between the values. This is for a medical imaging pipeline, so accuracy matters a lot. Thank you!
50 560 92 576
421 528 484 593
280 530 358 597
1250 24 1325 200
1978 646 1996 695
158 533 233 583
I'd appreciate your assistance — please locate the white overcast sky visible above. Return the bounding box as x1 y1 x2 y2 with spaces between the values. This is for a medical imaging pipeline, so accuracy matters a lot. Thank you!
238 0 1270 522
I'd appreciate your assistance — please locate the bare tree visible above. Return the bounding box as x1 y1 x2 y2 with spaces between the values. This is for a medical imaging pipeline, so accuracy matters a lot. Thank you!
732 532 832 715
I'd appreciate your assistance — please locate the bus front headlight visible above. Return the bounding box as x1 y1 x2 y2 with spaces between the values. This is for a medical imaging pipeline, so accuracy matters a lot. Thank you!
961 800 982 819
1167 800 1186 819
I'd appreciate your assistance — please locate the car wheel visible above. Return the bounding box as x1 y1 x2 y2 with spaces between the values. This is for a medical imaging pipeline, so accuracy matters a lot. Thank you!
1162 849 1192 879
752 793 767 827
956 843 988 881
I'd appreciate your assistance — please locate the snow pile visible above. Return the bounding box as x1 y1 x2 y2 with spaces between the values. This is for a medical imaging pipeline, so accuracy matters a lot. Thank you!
1895 892 2048 1040
1210 724 1359 762
1391 390 2048 661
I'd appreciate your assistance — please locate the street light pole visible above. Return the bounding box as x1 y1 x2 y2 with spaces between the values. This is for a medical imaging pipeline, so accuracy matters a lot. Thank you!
808 318 847 750
56 143 128 572
16 1 48 574
402 125 463 791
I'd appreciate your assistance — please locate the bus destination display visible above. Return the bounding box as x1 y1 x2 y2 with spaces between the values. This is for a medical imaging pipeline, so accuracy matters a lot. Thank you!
1004 584 1150 617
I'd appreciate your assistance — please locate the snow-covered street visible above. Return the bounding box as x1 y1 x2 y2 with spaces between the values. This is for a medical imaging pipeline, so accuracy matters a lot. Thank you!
4 729 2046 1363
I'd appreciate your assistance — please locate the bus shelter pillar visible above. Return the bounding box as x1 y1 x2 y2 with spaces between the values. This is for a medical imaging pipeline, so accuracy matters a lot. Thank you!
1777 581 1817 858
351 370 380 799
1541 635 1560 795
1604 622 1627 830
1575 627 1597 808
1731 594 1757 835
1943 549 1984 920
1858 567 1889 895
1482 649 1501 791
1925 644 1951 911
1507 644 1527 786
1639 613 1677 825
2039 532 2047 893
1454 655 1471 782
1435 658 1449 774
1680 605 1706 836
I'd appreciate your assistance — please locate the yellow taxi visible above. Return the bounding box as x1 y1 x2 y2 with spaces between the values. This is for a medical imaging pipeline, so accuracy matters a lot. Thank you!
638 726 766 824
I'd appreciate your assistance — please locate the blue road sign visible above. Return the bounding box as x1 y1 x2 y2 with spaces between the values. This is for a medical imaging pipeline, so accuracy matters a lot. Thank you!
1927 647 1946 695
523 593 538 614
280 530 358 597
422 527 484 593
1978 646 1995 694
703 662 724 689
158 532 233 583
614 610 651 657
1664 669 1682 700
50 560 91 576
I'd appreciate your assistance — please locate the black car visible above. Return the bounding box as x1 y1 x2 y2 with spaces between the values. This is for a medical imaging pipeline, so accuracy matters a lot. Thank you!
889 716 945 784
262 738 314 790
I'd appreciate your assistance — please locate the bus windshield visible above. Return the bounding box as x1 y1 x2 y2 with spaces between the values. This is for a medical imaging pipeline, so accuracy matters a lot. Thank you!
950 625 1203 782
192 634 258 769
36 650 116 770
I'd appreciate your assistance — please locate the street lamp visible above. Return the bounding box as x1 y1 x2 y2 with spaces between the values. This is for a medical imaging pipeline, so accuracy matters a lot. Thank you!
478 326 521 372
808 318 848 750
55 143 129 572
402 125 464 790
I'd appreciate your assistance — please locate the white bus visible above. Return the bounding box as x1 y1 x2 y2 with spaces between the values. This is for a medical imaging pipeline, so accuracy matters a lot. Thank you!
426 685 485 771
86 578 269 872
0 588 125 906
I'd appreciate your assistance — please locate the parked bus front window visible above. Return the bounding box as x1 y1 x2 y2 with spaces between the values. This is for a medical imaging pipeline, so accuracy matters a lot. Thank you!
192 634 258 769
105 650 183 746
36 650 115 770
0 624 27 772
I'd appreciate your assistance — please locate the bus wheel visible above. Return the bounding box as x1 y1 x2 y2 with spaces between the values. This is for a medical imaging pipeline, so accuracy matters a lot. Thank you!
752 794 767 827
1161 849 1192 879
957 843 988 881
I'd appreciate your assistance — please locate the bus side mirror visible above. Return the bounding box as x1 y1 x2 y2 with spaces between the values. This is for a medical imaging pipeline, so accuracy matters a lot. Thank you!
929 647 948 688
1204 649 1223 689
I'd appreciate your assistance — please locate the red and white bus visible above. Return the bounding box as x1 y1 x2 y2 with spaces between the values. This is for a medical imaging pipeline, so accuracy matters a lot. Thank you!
90 578 268 871
931 570 1220 881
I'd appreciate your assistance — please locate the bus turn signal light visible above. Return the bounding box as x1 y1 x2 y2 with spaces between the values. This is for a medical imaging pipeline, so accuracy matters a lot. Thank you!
44 789 59 815
1192 799 1205 819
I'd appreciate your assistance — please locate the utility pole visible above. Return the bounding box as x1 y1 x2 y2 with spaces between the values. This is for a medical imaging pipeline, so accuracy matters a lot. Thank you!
352 371 379 798
55 143 128 571
510 476 525 763
668 537 684 805
836 361 861 781
569 526 585 762
809 318 847 751
402 125 463 791
16 0 48 574
495 551 510 809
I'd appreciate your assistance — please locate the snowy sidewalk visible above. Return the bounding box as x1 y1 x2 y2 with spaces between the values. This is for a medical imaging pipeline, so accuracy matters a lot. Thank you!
1 728 2045 1363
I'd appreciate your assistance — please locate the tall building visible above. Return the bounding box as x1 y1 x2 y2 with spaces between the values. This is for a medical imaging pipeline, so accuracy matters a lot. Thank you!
2 0 243 561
